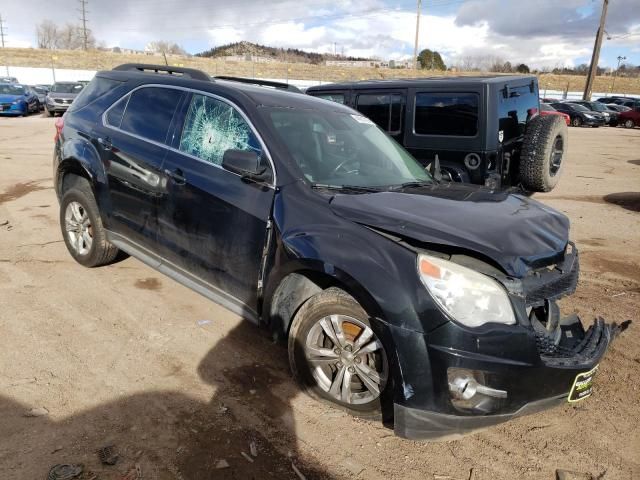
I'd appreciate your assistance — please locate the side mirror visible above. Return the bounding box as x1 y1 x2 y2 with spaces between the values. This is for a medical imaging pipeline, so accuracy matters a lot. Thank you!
222 149 268 180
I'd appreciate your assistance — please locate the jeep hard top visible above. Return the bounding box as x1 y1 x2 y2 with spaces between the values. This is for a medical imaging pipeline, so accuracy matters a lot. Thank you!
307 76 568 193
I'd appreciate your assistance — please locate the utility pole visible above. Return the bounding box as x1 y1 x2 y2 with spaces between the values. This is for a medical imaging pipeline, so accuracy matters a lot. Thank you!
413 0 422 70
611 55 626 93
78 0 89 50
0 14 7 48
583 0 608 100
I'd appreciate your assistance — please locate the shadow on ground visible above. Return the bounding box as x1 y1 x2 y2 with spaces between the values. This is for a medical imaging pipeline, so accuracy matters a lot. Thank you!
0 321 336 479
603 192 640 212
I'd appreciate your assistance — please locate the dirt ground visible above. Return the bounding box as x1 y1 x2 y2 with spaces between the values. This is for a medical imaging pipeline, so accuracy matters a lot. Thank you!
0 115 639 480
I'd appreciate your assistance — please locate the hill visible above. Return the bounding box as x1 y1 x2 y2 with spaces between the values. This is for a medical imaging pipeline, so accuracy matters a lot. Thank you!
195 41 370 64
1 47 639 95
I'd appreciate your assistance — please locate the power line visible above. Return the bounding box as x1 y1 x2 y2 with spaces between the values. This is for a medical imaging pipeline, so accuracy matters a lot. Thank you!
0 14 7 48
79 0 89 50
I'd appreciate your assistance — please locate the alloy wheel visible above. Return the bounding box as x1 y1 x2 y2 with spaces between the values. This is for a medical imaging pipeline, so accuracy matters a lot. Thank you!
304 315 388 405
64 201 93 255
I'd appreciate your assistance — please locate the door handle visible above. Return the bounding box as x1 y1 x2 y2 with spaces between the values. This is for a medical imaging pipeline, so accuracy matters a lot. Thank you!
164 168 186 185
97 137 112 151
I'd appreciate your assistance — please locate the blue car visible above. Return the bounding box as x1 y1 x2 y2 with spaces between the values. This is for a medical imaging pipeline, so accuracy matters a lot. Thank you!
0 83 40 116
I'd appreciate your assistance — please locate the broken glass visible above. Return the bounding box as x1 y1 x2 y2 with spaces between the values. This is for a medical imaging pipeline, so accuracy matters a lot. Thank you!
179 94 261 165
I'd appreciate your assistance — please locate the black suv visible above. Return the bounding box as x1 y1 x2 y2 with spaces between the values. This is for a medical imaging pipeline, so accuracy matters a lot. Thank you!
53 64 624 440
306 76 568 193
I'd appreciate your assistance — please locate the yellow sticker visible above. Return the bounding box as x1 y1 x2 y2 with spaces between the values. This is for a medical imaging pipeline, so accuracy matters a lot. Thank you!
568 365 598 403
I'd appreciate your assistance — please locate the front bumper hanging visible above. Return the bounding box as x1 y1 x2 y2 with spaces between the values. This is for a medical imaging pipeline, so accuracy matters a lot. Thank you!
394 316 631 441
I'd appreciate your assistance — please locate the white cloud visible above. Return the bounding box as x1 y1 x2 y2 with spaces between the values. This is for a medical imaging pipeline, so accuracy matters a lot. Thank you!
258 23 327 48
0 0 637 69
206 27 244 46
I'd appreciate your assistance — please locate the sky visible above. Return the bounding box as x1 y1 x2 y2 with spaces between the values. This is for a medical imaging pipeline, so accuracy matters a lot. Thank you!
1 0 639 70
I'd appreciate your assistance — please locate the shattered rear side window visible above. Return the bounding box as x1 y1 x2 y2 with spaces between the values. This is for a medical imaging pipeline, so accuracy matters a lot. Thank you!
179 94 261 165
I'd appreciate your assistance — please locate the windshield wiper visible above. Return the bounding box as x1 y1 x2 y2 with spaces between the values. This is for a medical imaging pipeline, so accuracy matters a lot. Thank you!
311 184 382 193
387 181 433 191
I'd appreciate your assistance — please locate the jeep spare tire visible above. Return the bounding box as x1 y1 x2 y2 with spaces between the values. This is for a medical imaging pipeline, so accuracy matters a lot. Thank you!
519 114 568 192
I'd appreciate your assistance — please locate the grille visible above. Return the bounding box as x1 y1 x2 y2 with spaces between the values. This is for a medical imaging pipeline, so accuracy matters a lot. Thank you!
1 102 11 108
524 256 579 306
537 318 609 367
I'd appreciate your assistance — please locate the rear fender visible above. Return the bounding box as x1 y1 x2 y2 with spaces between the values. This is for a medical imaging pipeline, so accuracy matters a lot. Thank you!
57 138 112 223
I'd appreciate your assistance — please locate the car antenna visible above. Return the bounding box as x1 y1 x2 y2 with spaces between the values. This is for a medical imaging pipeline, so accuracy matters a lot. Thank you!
430 154 443 181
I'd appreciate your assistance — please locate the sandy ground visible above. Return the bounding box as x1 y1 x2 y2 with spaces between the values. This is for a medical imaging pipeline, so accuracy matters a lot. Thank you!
0 115 638 480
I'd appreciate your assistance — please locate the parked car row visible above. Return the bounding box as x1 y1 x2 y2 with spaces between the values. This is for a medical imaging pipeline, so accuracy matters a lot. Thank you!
539 99 640 129
0 80 85 117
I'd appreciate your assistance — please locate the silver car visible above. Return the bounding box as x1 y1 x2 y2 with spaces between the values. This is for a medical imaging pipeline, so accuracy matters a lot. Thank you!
45 82 84 116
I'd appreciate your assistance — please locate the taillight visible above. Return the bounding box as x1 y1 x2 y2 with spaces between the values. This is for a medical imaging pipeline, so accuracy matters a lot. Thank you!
54 115 64 143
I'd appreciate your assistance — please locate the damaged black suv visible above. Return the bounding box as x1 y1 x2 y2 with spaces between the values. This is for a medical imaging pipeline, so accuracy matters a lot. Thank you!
307 76 568 193
53 64 625 440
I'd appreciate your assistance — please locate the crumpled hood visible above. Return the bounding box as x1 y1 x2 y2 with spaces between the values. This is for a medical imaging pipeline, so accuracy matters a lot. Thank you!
0 94 23 103
329 183 570 278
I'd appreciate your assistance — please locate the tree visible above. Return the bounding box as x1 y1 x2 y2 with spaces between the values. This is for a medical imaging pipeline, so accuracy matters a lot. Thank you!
36 20 59 49
417 49 446 70
516 63 530 74
146 40 187 56
35 19 95 50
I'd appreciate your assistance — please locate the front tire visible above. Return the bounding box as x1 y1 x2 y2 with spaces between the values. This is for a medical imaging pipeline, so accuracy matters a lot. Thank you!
288 288 390 418
59 177 119 267
624 119 636 129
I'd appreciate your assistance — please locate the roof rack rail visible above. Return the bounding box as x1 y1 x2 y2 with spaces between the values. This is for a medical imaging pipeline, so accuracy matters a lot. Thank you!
214 76 302 93
113 64 211 82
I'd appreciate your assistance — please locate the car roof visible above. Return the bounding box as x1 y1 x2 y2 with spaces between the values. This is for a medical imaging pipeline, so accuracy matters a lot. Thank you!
306 75 536 91
98 68 356 114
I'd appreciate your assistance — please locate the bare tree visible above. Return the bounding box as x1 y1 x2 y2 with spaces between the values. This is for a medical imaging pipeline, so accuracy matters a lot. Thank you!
35 19 96 50
145 40 187 55
36 20 59 49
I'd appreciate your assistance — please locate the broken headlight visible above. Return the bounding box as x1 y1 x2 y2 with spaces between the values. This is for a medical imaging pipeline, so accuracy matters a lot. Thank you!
417 254 515 328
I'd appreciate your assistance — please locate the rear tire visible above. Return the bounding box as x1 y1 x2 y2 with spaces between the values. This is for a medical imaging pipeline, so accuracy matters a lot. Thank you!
288 288 390 419
59 176 119 267
519 115 568 193
571 117 582 127
624 119 636 129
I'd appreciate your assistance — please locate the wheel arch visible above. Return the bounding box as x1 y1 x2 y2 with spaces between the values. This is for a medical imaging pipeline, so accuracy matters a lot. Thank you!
56 158 94 198
265 263 386 342
56 138 111 219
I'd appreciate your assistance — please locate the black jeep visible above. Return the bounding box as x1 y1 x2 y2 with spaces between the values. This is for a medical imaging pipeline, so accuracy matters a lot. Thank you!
53 64 625 440
306 76 568 193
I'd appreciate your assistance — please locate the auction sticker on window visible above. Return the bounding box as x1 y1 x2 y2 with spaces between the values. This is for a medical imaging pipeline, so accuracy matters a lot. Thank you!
568 365 598 403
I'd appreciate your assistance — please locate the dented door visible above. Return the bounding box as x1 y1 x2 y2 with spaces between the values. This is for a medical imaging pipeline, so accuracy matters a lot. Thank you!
156 92 275 310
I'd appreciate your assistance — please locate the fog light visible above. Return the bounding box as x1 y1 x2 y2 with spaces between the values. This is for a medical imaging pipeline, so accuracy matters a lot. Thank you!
447 368 507 413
